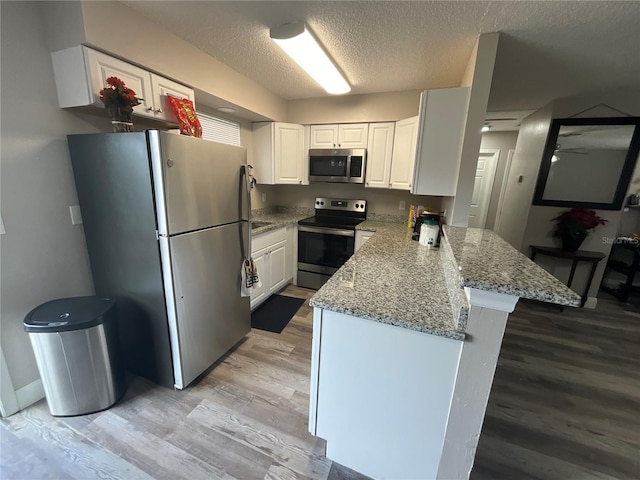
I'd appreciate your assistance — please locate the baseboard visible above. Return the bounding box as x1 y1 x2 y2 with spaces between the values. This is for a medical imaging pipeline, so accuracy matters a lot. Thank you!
15 379 45 410
583 297 598 309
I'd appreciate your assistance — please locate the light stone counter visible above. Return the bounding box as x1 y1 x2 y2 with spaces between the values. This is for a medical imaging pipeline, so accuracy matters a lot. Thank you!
310 221 467 341
309 221 581 341
251 206 312 235
442 226 581 307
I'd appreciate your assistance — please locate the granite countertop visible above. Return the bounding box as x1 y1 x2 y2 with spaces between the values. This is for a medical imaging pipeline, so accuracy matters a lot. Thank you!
310 220 581 341
311 221 467 341
251 207 312 235
442 226 581 306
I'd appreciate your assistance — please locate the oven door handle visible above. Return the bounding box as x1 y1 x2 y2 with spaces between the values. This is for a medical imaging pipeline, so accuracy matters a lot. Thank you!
297 226 355 237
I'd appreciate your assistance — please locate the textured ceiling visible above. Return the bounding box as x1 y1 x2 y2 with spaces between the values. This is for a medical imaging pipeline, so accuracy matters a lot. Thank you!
121 1 640 113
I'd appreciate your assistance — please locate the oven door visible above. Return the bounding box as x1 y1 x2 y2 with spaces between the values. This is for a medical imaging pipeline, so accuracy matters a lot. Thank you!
298 226 355 277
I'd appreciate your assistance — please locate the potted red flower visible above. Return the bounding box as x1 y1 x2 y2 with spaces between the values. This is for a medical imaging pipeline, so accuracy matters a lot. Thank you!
552 208 607 251
99 76 143 132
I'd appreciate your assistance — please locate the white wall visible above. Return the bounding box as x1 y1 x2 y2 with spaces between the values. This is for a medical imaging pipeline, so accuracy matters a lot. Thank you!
270 184 441 217
0 2 104 397
443 33 500 226
479 131 519 230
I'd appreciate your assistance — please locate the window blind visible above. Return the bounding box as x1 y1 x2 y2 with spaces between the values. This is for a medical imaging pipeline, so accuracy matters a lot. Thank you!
198 112 241 146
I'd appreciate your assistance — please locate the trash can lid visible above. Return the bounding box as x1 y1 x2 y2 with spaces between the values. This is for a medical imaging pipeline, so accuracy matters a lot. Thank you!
24 296 115 333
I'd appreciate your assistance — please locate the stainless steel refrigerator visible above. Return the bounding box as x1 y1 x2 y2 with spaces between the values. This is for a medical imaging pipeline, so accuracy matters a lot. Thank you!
67 130 251 389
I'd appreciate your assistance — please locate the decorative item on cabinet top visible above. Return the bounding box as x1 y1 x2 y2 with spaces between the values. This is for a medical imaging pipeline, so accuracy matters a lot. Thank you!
99 76 142 133
50 45 196 125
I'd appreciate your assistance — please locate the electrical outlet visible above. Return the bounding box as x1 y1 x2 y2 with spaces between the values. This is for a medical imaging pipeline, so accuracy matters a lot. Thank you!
69 205 83 225
261 193 267 202
399 200 406 210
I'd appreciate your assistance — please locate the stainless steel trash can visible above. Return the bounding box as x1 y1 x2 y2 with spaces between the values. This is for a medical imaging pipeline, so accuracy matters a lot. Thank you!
24 296 126 416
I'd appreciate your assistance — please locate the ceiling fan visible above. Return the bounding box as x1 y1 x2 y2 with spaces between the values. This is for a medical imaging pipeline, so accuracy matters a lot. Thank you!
554 143 587 155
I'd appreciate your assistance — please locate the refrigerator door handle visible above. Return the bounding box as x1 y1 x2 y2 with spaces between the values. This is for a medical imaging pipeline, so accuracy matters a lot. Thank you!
242 164 253 222
241 164 253 256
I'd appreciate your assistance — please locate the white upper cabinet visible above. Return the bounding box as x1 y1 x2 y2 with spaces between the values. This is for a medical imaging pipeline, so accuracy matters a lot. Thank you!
50 46 195 123
389 116 419 190
150 75 196 123
252 122 305 185
365 122 395 188
412 88 470 196
310 125 338 148
310 123 369 148
337 124 369 148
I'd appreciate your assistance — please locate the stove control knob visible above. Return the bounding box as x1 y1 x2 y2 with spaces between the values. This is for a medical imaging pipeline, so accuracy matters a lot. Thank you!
356 203 360 208
321 201 325 205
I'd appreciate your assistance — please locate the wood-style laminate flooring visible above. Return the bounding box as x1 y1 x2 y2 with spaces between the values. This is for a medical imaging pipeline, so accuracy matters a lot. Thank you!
1 285 639 479
471 295 640 480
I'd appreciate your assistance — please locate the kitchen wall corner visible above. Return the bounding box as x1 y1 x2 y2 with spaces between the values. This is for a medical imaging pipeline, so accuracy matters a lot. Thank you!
1 2 99 400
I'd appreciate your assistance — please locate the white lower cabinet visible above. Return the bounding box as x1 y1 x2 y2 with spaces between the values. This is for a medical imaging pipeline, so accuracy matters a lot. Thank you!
250 226 294 309
355 230 373 252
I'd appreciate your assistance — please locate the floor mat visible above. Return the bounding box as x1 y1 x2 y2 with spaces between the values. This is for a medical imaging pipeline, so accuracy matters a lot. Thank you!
251 294 305 333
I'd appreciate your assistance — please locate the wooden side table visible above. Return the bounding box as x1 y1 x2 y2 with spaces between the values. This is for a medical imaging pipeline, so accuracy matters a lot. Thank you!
529 245 606 307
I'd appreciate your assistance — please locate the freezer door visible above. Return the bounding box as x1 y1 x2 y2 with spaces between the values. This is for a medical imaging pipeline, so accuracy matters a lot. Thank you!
150 131 248 236
162 221 250 388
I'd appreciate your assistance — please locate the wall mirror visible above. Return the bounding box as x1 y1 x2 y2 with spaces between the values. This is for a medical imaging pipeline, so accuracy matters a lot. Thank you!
533 117 640 210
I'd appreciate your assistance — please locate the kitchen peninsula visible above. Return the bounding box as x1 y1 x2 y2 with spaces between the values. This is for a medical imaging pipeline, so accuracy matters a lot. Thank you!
308 222 580 480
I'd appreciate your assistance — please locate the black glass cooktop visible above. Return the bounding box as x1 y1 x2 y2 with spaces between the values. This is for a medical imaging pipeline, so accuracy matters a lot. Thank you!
298 215 364 230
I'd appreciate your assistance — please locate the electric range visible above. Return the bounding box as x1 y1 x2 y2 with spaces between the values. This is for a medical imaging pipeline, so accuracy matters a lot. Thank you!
297 197 366 290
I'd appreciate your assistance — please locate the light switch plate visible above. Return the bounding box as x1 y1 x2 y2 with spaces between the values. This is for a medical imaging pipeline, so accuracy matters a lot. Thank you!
0 215 5 235
399 200 406 210
69 205 83 225
262 193 267 202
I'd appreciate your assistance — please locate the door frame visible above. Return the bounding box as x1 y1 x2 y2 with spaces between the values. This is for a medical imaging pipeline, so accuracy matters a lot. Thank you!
493 149 515 233
469 149 500 229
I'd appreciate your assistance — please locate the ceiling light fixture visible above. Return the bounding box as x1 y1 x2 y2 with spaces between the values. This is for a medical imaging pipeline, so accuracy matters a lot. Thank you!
270 22 350 95
217 107 236 114
481 124 491 133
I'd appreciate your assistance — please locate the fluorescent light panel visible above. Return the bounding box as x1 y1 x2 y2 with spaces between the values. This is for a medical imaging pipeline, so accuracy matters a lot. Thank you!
270 22 350 95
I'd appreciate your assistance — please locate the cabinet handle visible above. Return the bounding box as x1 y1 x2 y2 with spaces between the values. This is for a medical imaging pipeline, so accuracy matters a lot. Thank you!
154 108 163 114
146 106 154 112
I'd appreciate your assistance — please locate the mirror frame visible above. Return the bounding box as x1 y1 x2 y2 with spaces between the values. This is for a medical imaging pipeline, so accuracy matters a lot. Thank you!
532 117 640 210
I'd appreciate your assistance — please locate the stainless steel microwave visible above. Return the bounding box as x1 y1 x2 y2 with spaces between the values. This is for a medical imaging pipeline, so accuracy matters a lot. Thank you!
309 148 367 184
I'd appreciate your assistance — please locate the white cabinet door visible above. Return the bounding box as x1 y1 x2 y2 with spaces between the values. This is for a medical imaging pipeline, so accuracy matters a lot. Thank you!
338 124 369 148
85 48 155 118
268 240 288 293
412 88 470 196
253 122 304 185
310 125 339 148
274 123 304 184
250 227 294 309
389 116 419 190
250 247 269 309
151 75 196 123
365 122 395 188
355 231 374 252
310 124 369 149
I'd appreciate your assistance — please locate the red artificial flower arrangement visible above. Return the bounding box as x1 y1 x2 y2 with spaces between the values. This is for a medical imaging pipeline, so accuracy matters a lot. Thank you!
99 76 142 112
552 208 607 239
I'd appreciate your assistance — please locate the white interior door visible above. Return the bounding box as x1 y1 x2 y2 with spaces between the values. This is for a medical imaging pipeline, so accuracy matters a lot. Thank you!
468 150 499 229
493 149 515 233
